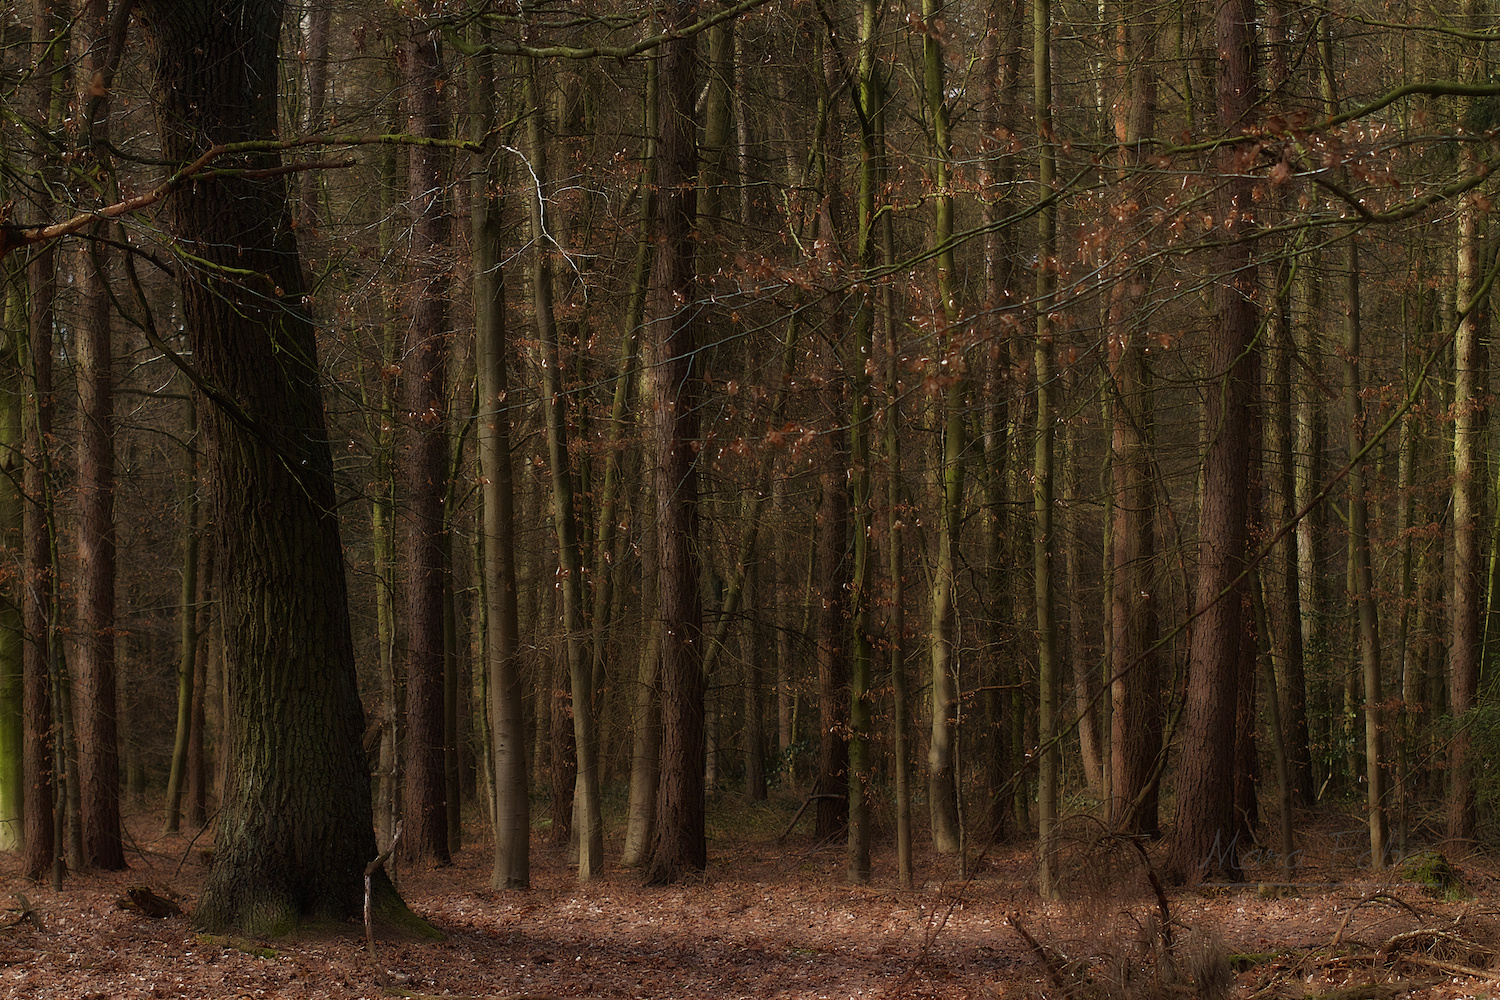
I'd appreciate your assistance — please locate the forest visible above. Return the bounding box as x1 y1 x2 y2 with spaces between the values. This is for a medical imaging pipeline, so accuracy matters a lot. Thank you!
4 0 1500 996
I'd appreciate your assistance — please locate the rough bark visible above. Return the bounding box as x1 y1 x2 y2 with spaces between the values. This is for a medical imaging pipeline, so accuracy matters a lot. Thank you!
1167 0 1259 884
644 0 708 886
136 0 406 934
72 0 126 872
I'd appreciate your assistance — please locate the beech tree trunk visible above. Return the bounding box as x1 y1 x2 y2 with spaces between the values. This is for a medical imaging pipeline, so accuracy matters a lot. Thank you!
524 57 603 880
472 33 529 890
922 0 965 858
137 0 404 934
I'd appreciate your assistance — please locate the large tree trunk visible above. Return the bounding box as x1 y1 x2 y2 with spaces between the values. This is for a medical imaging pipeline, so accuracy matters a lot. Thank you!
137 0 405 934
645 0 708 886
1167 0 1260 884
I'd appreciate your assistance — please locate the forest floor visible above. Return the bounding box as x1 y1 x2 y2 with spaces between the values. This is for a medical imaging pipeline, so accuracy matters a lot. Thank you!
0 797 1497 999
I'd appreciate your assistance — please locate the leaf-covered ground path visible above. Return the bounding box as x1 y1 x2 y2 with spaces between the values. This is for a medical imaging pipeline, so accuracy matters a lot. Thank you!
0 805 1498 998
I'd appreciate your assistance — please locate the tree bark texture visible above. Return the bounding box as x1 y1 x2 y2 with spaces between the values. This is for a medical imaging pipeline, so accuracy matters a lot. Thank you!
645 0 708 885
1167 0 1259 883
137 0 400 933
399 12 453 867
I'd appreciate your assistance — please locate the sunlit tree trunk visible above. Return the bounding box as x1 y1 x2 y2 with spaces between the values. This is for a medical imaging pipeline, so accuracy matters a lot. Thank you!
1449 195 1483 847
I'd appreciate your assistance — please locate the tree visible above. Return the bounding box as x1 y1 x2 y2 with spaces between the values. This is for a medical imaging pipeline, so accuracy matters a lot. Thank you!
523 54 603 879
1032 0 1061 899
471 24 530 894
135 0 408 934
400 7 455 867
645 0 708 886
921 0 965 859
72 0 127 872
1105 0 1162 840
1167 0 1261 884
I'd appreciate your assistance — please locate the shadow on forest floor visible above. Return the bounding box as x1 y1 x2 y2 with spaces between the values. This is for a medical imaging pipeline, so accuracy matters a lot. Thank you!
0 796 1497 998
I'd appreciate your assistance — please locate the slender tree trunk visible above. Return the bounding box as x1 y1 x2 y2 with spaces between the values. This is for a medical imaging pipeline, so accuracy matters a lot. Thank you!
524 57 603 881
1033 0 1061 899
620 53 662 871
622 506 661 867
814 461 850 842
1106 0 1162 839
164 398 199 835
0 267 23 852
296 0 331 232
473 32 529 890
20 241 56 882
1449 195 1483 847
20 0 65 882
846 0 884 885
1340 235 1386 867
400 11 453 866
645 0 708 885
922 0 966 859
72 0 126 872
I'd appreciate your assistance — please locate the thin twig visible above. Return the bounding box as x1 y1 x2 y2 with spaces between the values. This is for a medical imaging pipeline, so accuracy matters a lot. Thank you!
365 821 404 957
